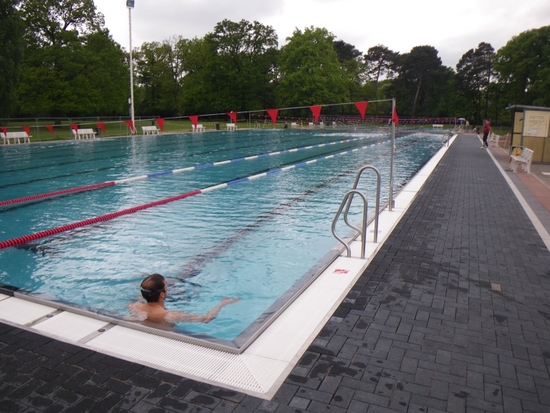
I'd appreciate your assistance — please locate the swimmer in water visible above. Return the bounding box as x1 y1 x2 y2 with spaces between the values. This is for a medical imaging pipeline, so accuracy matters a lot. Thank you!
128 273 239 325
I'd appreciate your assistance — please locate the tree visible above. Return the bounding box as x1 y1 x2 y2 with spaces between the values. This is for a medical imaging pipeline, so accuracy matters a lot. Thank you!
198 19 279 112
494 26 550 107
334 40 364 103
135 38 186 116
364 45 398 113
179 37 216 114
21 0 103 47
277 26 348 109
17 0 127 117
455 42 494 123
390 45 451 117
0 0 24 117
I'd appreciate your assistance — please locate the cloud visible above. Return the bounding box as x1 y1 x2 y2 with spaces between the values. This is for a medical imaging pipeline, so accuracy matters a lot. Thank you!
121 0 285 45
96 0 549 69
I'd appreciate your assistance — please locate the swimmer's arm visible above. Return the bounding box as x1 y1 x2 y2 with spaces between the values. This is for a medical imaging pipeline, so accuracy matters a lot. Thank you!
166 297 240 324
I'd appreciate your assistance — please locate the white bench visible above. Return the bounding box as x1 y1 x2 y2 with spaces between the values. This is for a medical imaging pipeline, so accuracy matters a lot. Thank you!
308 122 314 128
2 131 31 144
290 122 298 128
432 124 444 129
72 128 97 139
488 132 504 148
192 124 205 132
142 125 160 135
226 123 237 131
510 147 534 174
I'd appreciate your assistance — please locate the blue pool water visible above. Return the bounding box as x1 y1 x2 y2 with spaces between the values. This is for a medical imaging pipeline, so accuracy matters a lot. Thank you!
0 129 445 343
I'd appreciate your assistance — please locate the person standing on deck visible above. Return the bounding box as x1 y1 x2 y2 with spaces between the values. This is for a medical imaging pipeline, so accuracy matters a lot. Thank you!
482 119 491 148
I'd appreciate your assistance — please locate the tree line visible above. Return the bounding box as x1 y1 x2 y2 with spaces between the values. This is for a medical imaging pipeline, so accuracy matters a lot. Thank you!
2 0 550 126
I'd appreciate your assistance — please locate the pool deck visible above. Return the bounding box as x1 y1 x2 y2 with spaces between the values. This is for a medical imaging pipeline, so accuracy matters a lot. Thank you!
3 133 550 412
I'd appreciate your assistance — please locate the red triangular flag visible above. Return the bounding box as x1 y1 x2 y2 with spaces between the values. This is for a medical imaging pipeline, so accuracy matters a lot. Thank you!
392 108 399 125
46 125 55 135
189 115 199 127
226 112 237 124
70 124 78 132
155 118 165 132
309 105 322 123
354 101 368 120
124 120 135 132
96 122 106 134
23 126 31 136
0 127 7 136
267 109 279 125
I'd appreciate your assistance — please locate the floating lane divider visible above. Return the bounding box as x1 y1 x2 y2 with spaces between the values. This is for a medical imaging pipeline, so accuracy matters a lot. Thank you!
0 133 388 208
0 136 403 250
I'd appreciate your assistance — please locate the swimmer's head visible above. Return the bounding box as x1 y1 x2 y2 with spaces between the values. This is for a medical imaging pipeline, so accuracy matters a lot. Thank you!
140 273 166 303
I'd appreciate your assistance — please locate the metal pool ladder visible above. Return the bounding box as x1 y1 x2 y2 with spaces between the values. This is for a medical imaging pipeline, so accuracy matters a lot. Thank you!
331 166 381 259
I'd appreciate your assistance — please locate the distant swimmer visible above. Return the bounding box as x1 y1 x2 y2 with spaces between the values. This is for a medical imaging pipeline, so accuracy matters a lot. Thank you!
128 273 239 325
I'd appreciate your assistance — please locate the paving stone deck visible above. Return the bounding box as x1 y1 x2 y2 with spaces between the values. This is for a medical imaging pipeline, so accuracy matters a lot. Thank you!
2 134 550 412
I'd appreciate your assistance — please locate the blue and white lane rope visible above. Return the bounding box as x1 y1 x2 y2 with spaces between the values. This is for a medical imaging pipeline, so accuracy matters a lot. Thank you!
1 133 390 206
116 133 388 183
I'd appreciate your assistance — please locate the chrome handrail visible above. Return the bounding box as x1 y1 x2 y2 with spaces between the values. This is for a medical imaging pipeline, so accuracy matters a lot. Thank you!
331 189 368 259
344 165 381 243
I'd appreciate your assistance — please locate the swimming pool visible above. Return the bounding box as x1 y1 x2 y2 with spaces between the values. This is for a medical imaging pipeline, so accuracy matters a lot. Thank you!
0 129 446 347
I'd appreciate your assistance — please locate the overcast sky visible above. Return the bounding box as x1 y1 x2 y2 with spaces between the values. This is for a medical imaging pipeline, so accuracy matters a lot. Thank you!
93 0 549 68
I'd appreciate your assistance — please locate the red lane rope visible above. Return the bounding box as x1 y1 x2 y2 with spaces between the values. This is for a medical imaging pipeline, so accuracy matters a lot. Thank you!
0 182 116 207
0 189 201 250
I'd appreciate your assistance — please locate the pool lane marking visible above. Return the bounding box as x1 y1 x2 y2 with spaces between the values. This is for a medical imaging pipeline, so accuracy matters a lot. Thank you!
0 138 404 250
0 133 389 207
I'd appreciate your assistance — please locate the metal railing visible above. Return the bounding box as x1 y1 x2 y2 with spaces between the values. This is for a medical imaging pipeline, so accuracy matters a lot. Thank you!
331 165 382 259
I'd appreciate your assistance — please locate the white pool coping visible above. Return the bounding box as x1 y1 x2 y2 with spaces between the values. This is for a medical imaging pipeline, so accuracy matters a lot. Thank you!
0 135 455 399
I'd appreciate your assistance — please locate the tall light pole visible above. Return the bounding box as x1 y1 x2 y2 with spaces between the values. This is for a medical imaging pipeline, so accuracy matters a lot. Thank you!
389 98 396 211
127 0 135 133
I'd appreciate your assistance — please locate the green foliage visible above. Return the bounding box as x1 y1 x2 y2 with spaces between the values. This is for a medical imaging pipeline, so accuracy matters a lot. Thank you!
207 19 279 112
390 46 452 117
135 38 186 116
364 45 398 114
494 26 550 107
454 42 494 123
0 0 24 117
16 0 126 117
277 26 349 109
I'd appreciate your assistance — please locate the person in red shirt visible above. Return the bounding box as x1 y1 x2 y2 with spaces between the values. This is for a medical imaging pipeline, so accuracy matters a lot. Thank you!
482 119 491 148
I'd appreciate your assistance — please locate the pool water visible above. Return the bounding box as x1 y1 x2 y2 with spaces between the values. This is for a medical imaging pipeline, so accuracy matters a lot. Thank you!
0 129 445 342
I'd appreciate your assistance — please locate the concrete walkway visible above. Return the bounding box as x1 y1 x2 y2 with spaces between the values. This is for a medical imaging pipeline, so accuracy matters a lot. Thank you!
2 134 550 412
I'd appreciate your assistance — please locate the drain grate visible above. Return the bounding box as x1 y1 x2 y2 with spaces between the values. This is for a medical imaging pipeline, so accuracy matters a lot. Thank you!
86 325 287 394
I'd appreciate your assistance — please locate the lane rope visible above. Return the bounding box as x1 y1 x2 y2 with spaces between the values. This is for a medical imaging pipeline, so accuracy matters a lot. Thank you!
0 133 388 207
0 136 404 250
